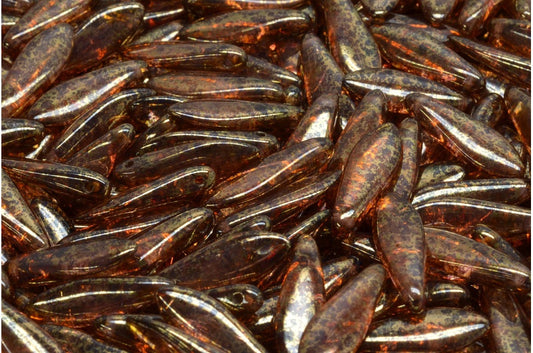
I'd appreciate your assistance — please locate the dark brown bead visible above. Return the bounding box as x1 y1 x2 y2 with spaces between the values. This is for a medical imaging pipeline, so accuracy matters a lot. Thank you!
28 60 147 126
208 138 332 208
374 193 426 312
299 264 386 353
458 0 505 37
425 226 530 288
7 237 137 287
1 172 49 252
158 285 268 353
123 41 248 71
114 140 262 185
79 166 215 221
3 158 111 201
1 119 44 148
42 324 129 353
29 197 72 245
125 315 229 353
329 89 386 171
218 170 340 232
323 0 381 73
372 23 484 93
179 9 311 45
149 73 288 102
169 99 303 132
159 231 290 290
64 2 145 75
416 197 531 239
362 307 490 352
2 301 64 353
47 88 154 162
407 93 525 177
2 24 73 117
274 235 324 353
26 276 175 327
332 123 401 237
449 35 530 88
3 0 90 53
344 69 472 114
301 33 343 103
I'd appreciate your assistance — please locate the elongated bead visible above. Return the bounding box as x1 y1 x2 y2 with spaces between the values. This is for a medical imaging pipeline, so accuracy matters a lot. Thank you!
415 163 466 190
1 119 44 148
425 227 530 288
505 86 530 152
184 0 307 16
2 301 63 353
362 307 490 352
2 24 73 117
66 123 135 177
159 231 290 290
136 19 183 43
140 130 279 158
471 224 525 263
3 0 89 53
28 60 147 126
471 93 506 128
301 33 343 103
158 285 268 353
1 172 49 252
392 118 420 201
132 208 214 273
449 35 530 88
42 324 129 353
125 316 229 353
47 88 154 162
481 287 530 353
26 276 174 327
329 89 386 171
94 314 165 351
323 0 381 73
407 93 525 177
413 178 530 205
2 158 110 201
243 55 301 87
7 237 137 287
458 0 505 36
149 73 287 102
489 18 531 58
372 24 484 92
179 9 310 45
218 170 340 232
79 166 215 221
299 264 386 353
169 99 303 133
64 2 144 75
114 140 261 185
344 69 472 114
284 209 330 244
374 193 426 312
416 197 530 239
208 138 332 208
123 41 247 71
30 197 72 245
62 210 179 244
285 93 337 146
274 236 324 353
332 123 401 237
